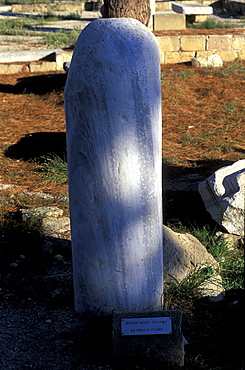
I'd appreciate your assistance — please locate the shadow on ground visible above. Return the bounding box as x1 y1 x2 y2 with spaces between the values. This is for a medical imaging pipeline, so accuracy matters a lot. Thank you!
4 131 67 162
0 73 66 95
162 159 235 229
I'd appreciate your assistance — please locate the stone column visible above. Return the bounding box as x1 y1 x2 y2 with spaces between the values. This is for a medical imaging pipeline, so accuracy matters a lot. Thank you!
65 18 163 315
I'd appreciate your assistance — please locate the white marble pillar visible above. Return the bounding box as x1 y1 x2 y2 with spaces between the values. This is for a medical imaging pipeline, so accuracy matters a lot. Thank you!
65 18 163 315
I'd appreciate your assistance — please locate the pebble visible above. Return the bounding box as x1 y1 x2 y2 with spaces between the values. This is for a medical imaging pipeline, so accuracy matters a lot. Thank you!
10 263 18 267
0 184 14 190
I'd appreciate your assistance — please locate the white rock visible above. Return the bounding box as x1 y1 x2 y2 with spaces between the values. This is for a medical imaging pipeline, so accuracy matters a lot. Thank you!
163 225 224 300
198 160 245 236
191 53 223 67
20 206 64 220
0 184 14 190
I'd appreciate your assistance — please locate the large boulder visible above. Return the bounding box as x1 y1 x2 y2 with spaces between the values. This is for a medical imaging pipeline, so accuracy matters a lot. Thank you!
198 160 245 236
163 225 224 301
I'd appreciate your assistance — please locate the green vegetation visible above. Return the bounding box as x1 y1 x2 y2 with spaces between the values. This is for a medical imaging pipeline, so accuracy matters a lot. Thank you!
165 223 244 302
44 28 80 48
188 18 234 29
0 17 80 47
190 225 244 291
164 265 217 302
203 60 245 77
38 154 68 183
179 70 196 80
0 18 38 36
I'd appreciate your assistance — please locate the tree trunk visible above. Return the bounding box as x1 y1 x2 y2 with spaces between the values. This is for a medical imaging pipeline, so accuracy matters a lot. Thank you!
103 0 151 27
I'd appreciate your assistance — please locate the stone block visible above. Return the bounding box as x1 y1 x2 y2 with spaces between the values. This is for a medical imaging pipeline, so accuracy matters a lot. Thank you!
155 1 172 11
231 35 245 50
195 50 214 58
172 2 213 14
165 51 195 63
153 11 186 30
0 49 60 63
217 50 238 62
195 14 209 22
0 63 28 74
207 35 232 51
112 310 185 368
156 36 179 51
238 50 245 59
180 35 205 51
44 50 73 71
159 51 165 64
29 61 57 72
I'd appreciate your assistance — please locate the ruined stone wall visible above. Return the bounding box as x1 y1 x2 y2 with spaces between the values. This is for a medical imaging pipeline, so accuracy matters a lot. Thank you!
155 32 245 64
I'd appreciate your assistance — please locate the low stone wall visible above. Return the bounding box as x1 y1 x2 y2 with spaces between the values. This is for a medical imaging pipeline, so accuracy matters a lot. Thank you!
154 30 245 64
12 2 85 13
0 31 244 73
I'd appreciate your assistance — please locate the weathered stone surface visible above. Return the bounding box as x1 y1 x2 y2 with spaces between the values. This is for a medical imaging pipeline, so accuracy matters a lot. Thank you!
112 310 185 368
232 35 245 50
191 53 223 67
42 216 70 236
172 2 213 15
156 35 179 52
65 18 163 315
0 63 28 74
217 50 238 62
180 35 205 51
0 184 14 190
153 11 185 31
163 225 224 300
207 35 232 51
0 49 60 63
199 160 245 236
29 61 57 73
20 206 64 220
215 231 244 250
165 51 195 64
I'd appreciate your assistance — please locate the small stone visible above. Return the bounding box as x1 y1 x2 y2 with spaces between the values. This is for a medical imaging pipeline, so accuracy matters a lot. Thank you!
53 254 64 261
20 206 64 220
0 184 14 190
10 263 18 267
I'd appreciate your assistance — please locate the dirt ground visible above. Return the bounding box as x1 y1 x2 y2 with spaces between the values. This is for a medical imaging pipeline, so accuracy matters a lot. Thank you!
0 61 244 369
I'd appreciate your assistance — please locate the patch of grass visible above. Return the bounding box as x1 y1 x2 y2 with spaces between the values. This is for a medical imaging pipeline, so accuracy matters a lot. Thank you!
38 154 68 183
0 16 80 48
164 265 217 301
43 29 80 48
203 60 245 77
179 70 195 80
165 223 244 295
188 18 233 29
0 18 36 36
190 225 244 291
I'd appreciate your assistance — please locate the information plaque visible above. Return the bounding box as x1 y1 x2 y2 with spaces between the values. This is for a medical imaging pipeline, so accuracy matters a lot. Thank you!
121 317 172 336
